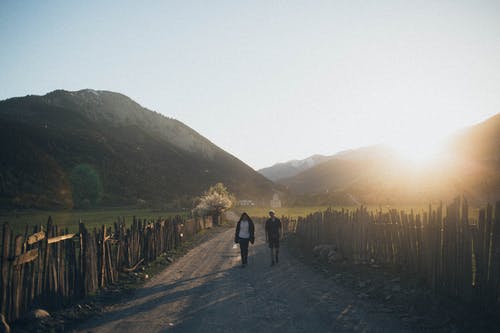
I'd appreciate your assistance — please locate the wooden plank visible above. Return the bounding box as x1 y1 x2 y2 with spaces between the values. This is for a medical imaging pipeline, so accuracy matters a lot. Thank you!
11 235 23 320
100 225 106 288
41 217 52 301
471 222 481 301
47 233 76 244
12 249 38 266
1 223 12 318
78 222 85 296
437 203 444 291
35 226 44 304
68 233 77 299
430 208 440 292
476 208 486 299
485 204 493 283
27 231 46 245
29 226 39 303
55 227 62 306
487 202 500 305
21 225 30 312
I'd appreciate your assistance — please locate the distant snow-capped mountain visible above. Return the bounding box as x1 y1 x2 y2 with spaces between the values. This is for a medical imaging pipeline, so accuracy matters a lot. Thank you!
258 154 333 181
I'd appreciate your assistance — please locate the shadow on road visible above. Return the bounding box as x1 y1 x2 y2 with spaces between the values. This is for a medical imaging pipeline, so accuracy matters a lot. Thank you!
75 226 410 333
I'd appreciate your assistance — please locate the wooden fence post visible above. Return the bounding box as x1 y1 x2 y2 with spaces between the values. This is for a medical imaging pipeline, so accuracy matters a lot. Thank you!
1 223 11 320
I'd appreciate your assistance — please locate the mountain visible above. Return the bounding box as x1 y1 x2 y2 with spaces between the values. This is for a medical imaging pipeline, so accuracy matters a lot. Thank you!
443 113 500 201
280 145 400 194
448 113 500 164
278 114 500 205
0 89 277 209
258 154 333 181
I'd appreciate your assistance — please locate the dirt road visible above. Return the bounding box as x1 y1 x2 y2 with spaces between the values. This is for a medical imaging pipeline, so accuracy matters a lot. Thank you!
74 224 410 333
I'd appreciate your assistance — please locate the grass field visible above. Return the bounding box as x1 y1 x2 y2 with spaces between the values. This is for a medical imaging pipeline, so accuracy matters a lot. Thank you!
1 202 485 236
235 206 335 219
235 205 440 219
0 207 188 235
236 203 482 221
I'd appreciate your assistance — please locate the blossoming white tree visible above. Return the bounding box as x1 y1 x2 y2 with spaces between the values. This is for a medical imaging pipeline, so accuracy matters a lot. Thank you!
193 183 234 224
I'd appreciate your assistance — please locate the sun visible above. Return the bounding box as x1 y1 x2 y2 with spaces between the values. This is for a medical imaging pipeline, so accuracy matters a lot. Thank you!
388 136 445 165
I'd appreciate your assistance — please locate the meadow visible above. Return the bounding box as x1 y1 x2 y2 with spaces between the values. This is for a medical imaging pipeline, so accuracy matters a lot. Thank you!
237 203 482 220
1 202 484 236
236 206 339 219
0 207 188 234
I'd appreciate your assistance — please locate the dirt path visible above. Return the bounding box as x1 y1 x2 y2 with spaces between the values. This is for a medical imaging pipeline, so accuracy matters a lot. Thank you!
74 224 411 333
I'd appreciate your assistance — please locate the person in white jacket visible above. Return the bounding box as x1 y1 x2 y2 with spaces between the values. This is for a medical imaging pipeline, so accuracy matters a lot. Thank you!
234 212 255 267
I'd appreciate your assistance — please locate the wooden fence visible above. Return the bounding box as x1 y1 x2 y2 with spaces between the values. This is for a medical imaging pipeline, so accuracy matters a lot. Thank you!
290 199 500 308
0 215 212 322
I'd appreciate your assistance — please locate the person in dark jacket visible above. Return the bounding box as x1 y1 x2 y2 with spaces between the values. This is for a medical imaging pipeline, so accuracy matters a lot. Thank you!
265 210 282 266
234 212 255 267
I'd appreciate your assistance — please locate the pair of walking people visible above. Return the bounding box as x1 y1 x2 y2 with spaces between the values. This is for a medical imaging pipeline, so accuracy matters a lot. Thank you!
234 210 282 267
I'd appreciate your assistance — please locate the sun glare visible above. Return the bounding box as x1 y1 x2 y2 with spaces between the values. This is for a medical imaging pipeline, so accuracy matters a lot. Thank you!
389 136 445 165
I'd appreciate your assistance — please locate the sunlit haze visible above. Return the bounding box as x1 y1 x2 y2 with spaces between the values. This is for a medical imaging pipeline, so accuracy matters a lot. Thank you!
389 134 448 165
1 1 500 169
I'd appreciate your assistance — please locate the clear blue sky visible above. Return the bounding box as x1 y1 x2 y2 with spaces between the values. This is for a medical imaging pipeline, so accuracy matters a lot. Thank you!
1 1 500 169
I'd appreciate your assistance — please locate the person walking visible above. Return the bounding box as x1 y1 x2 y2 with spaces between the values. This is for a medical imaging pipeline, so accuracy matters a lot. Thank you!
265 210 282 266
234 212 255 267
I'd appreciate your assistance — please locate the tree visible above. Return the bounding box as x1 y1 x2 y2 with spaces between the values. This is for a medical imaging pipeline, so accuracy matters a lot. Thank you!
193 183 234 224
70 164 102 208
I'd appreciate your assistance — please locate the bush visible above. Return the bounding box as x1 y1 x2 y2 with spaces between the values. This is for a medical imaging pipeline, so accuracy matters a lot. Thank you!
193 183 234 220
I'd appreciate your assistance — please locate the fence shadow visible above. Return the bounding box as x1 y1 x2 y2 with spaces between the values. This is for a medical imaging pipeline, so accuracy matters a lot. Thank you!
76 268 237 331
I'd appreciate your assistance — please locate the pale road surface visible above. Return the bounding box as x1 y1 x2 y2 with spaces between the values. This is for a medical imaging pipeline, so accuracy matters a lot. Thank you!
74 223 409 333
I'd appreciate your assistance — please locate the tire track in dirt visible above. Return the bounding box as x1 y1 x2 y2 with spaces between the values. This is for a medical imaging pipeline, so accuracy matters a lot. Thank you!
74 224 411 333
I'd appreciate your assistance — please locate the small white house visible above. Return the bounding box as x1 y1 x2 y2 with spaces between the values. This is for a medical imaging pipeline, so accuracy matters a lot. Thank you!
238 199 255 206
270 193 281 208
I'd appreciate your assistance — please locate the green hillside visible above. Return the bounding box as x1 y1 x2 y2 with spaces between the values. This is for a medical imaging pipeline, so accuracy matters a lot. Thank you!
0 89 277 209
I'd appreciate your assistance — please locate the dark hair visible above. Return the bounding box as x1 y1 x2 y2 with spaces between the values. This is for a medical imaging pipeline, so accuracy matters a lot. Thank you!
238 212 253 223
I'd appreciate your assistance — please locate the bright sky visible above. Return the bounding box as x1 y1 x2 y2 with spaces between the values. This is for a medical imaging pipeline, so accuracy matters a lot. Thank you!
1 1 500 169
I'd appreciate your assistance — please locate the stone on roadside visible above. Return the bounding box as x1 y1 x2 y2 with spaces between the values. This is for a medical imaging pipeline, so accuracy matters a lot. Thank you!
33 309 51 319
312 244 325 256
313 244 340 263
327 249 343 263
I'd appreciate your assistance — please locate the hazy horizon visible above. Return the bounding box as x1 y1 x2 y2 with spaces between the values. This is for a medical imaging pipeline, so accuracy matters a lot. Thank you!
2 1 500 169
